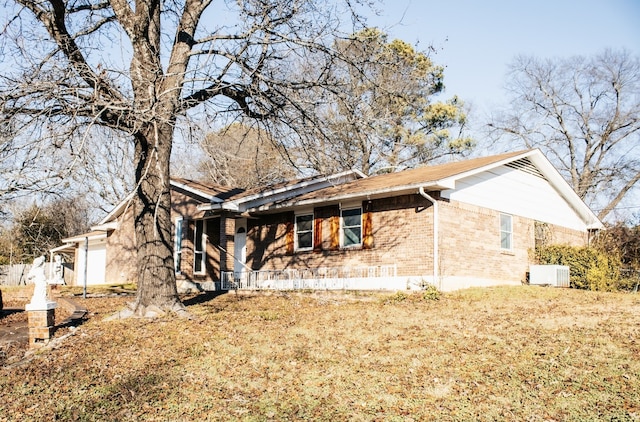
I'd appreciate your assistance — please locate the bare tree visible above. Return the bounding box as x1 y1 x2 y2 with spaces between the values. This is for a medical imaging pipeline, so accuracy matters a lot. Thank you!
289 28 473 175
488 50 640 220
0 0 368 317
0 197 91 264
199 122 296 189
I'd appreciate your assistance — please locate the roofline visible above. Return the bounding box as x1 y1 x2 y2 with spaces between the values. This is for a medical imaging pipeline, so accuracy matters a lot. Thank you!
256 182 447 212
61 231 108 244
248 152 533 212
170 179 224 203
101 179 228 225
434 150 534 185
198 169 364 212
233 169 362 204
524 150 604 229
91 221 118 231
245 149 603 229
99 191 135 225
49 244 76 254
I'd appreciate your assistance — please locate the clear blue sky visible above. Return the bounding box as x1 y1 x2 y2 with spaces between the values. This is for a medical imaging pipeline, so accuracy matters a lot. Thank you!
366 0 640 116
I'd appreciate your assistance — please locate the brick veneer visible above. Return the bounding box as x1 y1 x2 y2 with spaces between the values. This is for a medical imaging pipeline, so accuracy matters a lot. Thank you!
27 309 55 348
91 186 590 290
246 194 435 277
244 194 589 287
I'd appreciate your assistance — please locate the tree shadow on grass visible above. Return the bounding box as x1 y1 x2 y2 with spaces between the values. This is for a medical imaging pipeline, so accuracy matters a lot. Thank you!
182 290 228 307
0 308 24 320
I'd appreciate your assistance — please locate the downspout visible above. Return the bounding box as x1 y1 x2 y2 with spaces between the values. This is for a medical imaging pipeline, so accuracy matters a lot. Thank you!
83 236 88 299
419 187 439 289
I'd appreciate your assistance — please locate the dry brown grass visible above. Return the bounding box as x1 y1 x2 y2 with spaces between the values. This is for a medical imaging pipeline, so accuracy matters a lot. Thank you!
1 286 639 421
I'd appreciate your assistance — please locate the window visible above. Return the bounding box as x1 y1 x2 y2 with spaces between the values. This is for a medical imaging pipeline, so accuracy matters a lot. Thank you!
295 214 313 251
500 213 513 250
341 207 362 247
174 217 183 274
194 219 206 273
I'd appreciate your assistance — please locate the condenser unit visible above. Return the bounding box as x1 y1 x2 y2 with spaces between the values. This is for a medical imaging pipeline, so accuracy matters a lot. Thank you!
529 265 570 288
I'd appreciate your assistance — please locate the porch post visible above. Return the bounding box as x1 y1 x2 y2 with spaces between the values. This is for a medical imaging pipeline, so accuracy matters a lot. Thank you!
219 212 236 273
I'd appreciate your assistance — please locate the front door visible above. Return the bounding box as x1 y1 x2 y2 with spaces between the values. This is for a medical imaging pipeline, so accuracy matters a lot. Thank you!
233 218 247 276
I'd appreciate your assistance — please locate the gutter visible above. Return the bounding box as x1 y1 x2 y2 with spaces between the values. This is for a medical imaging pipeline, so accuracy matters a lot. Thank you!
419 187 440 289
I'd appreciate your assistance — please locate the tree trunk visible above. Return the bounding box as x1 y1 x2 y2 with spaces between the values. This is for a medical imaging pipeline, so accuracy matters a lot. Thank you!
127 122 185 317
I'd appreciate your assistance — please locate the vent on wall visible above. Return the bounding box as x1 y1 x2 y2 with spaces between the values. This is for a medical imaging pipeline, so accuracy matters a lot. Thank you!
505 157 546 179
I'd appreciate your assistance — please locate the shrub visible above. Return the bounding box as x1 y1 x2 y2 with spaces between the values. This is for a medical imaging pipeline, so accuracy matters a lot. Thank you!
381 291 408 304
535 245 622 291
421 282 441 301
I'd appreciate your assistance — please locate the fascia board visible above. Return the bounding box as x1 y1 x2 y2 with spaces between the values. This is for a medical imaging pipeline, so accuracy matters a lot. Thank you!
197 170 364 213
91 222 119 231
248 182 447 212
170 180 224 203
49 243 76 254
441 149 602 229
197 202 239 212
527 151 604 229
234 169 362 205
438 150 535 183
61 232 107 244
99 192 135 225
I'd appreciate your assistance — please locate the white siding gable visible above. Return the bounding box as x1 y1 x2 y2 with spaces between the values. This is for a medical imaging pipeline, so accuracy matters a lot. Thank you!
441 165 588 231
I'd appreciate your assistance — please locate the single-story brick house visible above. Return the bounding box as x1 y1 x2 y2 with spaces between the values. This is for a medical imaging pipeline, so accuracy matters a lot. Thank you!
55 149 603 291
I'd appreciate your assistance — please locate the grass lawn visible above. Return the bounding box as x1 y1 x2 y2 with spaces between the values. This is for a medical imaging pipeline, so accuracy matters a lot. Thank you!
1 286 639 421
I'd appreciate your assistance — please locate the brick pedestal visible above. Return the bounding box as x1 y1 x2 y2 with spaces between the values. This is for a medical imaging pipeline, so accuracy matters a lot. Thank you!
26 303 57 349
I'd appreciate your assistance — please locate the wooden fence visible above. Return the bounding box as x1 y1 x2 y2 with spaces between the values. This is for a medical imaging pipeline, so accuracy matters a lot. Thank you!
0 263 75 286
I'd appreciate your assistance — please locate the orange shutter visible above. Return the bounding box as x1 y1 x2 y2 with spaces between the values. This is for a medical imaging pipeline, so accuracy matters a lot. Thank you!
313 210 323 252
285 215 294 255
329 210 339 249
363 203 373 249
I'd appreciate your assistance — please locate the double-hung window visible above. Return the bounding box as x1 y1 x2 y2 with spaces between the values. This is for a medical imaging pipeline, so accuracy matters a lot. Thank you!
500 213 513 251
295 214 313 251
174 217 183 274
194 220 206 274
341 207 362 247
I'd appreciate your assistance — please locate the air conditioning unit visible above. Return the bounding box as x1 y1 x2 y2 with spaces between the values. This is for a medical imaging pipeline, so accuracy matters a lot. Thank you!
529 265 570 288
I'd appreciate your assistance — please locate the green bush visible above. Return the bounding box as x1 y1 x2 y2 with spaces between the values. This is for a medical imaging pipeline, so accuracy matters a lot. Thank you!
421 283 441 301
535 245 623 291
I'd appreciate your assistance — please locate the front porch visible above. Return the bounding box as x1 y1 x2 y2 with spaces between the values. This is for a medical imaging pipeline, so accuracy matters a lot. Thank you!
218 264 404 291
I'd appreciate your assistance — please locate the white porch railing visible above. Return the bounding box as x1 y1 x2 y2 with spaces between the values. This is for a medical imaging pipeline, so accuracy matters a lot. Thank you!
221 265 400 291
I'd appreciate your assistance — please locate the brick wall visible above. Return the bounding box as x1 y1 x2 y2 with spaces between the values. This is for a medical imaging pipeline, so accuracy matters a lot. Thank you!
438 200 589 286
176 216 220 284
246 194 435 277
245 194 590 288
102 188 215 285
105 208 137 285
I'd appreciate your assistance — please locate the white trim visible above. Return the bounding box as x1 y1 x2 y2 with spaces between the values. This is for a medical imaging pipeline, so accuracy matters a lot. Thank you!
49 243 76 254
198 170 364 213
193 219 206 275
91 221 119 231
174 217 184 274
294 212 314 252
237 169 361 204
99 191 135 225
62 232 107 244
499 213 513 251
340 206 363 248
249 150 602 231
170 180 224 203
